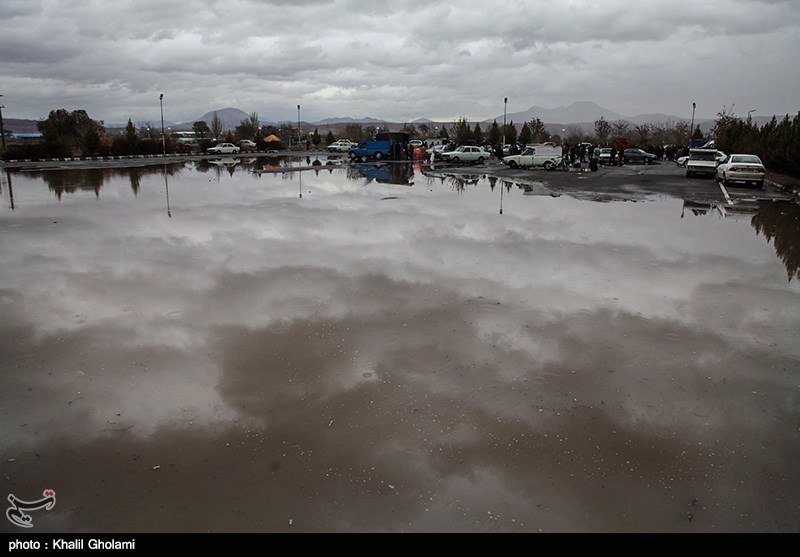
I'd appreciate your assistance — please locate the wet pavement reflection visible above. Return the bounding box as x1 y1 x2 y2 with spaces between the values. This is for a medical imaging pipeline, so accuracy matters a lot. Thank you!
0 161 798 532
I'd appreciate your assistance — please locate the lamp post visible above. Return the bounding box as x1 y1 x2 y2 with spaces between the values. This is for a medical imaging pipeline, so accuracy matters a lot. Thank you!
502 97 508 149
0 94 6 149
297 104 301 151
747 109 757 121
159 93 165 156
690 102 696 145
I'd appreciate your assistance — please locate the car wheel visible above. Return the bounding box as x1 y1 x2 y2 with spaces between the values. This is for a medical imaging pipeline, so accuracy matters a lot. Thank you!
508 160 518 169
543 160 553 171
755 180 764 189
477 157 484 164
452 156 460 163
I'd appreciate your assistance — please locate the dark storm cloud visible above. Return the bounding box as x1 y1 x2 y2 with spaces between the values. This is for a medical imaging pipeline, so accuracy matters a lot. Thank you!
0 1 798 133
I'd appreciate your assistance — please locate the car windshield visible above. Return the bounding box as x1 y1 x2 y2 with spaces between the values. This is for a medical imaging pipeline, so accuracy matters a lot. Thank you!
731 155 762 164
690 153 716 161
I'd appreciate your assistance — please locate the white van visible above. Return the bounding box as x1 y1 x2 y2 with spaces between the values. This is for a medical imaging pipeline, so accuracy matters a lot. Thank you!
503 144 563 170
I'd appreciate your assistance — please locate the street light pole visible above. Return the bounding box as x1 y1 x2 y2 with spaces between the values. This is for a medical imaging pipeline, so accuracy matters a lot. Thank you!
502 97 508 149
690 102 696 145
159 93 165 156
747 109 757 122
0 94 6 149
297 104 301 151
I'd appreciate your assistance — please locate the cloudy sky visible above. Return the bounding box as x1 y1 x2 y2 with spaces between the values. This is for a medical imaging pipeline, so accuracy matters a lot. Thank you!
1 0 798 124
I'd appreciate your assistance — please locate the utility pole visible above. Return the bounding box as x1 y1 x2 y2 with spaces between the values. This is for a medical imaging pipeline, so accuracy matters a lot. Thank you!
502 97 508 149
0 94 7 149
159 93 166 156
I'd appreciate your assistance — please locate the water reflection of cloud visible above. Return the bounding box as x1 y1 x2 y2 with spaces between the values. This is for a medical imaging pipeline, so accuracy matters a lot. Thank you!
1 167 799 531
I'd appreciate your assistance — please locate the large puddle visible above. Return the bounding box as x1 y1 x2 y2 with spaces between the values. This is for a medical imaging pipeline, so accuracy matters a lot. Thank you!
1 159 799 532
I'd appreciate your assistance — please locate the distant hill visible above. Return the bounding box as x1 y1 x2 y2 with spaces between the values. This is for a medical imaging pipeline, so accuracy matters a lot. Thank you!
315 116 387 125
489 101 691 127
182 107 252 131
2 118 40 133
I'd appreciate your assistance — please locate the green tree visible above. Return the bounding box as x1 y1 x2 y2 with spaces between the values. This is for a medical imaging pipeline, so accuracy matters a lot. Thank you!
518 123 532 145
503 121 517 144
311 128 321 147
452 117 473 145
235 118 256 141
473 123 483 144
692 125 704 140
325 130 336 145
438 125 450 140
343 123 364 143
125 118 138 154
488 120 501 146
418 123 431 138
37 108 104 158
192 120 211 139
527 117 549 143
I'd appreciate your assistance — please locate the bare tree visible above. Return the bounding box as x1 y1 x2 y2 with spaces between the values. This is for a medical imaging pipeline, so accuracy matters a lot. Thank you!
211 112 223 140
565 125 583 144
635 123 652 145
594 116 610 145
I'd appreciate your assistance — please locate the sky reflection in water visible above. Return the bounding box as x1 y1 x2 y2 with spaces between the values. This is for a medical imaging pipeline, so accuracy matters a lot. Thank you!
1 160 798 531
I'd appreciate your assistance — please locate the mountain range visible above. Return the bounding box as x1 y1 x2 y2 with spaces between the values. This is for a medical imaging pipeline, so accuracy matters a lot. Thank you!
7 102 777 134
159 101 712 132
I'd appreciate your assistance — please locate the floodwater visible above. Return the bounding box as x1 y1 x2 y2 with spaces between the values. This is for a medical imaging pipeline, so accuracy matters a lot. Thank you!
1 159 798 532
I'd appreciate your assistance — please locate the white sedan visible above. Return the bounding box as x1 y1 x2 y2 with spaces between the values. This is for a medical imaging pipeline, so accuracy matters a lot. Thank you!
207 142 240 154
327 140 357 152
716 154 766 188
440 146 490 164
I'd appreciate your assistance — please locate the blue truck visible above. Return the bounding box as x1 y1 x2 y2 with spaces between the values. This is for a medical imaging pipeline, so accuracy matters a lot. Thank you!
348 140 392 161
348 132 410 161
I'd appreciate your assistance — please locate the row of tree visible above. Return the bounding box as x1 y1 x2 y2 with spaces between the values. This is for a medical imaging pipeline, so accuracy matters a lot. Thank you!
6 107 799 177
712 108 800 178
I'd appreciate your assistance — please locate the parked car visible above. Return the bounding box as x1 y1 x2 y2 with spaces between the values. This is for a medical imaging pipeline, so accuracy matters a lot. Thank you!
440 146 490 164
207 142 240 154
240 140 257 152
622 148 657 164
598 148 613 165
503 145 563 170
716 154 766 188
327 139 357 153
677 150 725 167
685 148 718 178
425 144 450 160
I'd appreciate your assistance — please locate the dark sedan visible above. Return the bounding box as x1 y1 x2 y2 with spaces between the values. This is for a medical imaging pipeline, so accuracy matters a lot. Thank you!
623 148 657 164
